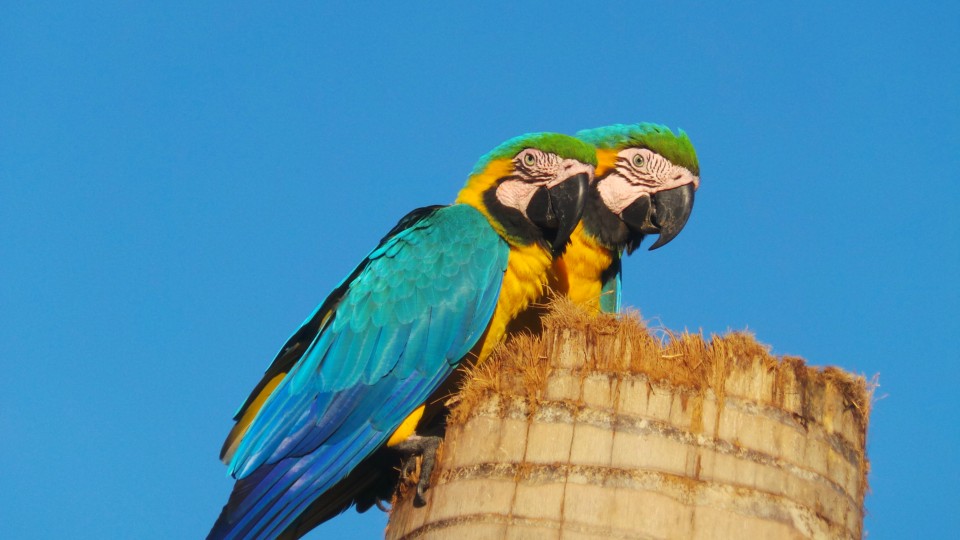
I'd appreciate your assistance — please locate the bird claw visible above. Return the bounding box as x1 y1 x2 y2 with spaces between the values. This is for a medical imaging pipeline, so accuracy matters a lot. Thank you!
400 455 418 479
394 435 442 507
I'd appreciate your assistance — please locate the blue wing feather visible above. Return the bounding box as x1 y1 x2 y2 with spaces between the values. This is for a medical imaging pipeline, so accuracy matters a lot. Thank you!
210 204 508 539
599 254 623 314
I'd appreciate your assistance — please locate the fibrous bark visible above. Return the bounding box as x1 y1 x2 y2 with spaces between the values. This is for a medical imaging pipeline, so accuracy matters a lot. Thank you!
387 302 871 540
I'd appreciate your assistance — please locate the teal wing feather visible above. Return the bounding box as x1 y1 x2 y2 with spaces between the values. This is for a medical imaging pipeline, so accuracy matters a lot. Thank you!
599 253 622 313
209 204 508 540
219 205 446 457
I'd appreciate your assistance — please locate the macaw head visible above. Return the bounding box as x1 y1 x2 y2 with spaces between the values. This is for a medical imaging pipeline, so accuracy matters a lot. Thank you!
456 133 596 256
576 123 699 253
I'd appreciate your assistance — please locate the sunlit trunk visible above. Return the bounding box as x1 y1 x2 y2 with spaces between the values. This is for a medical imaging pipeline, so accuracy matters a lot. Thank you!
387 302 870 540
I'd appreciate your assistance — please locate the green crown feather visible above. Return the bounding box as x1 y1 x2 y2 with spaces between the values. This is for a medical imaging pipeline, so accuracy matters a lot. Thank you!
471 132 598 176
576 123 699 176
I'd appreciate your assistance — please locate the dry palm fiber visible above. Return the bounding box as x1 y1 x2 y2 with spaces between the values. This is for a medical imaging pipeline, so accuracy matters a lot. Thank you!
387 299 872 540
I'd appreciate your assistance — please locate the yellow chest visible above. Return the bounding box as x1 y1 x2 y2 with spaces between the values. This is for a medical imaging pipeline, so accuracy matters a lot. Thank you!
551 224 615 311
472 242 554 362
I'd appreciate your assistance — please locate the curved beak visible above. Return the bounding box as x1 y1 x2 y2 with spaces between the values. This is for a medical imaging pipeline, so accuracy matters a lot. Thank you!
620 183 696 251
527 172 589 256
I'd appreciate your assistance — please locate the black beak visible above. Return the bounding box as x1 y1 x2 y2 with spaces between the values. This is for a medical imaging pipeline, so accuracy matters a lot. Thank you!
620 183 696 251
526 173 589 256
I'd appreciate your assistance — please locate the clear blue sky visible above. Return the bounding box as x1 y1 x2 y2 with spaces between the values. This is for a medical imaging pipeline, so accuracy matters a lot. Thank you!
2 2 957 538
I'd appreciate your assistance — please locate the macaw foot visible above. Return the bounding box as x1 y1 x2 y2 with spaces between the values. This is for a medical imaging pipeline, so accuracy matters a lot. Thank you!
394 435 442 507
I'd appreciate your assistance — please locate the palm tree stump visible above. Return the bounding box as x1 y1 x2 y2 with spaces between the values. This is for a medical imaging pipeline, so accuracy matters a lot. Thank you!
386 303 871 540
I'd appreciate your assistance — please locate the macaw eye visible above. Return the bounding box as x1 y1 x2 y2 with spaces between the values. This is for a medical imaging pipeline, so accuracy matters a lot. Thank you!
523 153 536 166
632 154 645 168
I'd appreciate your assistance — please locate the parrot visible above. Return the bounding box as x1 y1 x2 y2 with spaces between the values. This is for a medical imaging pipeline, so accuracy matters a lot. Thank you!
208 132 596 540
549 122 700 314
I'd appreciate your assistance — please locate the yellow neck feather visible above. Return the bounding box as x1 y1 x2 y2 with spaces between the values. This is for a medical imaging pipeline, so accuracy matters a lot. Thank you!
473 241 553 363
456 152 619 343
595 148 620 178
454 158 514 241
454 157 557 360
551 223 615 311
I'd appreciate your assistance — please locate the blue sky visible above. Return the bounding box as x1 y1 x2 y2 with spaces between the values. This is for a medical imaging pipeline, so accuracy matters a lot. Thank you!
2 2 957 538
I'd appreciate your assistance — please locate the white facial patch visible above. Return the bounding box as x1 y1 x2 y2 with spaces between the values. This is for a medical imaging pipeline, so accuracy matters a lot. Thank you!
655 163 700 192
598 148 699 215
554 159 595 187
597 173 648 215
495 180 540 217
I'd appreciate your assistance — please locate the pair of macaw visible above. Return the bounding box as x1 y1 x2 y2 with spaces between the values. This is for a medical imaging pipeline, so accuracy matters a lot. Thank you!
209 123 699 540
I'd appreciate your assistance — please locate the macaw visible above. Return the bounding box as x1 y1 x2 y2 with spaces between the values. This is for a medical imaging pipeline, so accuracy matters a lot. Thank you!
552 123 700 313
208 133 596 540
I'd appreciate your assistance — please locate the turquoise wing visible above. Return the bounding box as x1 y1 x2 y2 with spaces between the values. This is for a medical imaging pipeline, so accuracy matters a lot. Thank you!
209 204 508 540
599 254 622 313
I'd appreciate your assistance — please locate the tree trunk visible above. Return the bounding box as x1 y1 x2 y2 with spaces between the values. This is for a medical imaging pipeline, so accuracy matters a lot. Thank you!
386 304 871 540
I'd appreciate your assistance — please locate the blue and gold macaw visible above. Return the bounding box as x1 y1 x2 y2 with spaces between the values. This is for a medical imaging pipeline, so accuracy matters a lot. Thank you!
208 133 596 540
552 123 700 313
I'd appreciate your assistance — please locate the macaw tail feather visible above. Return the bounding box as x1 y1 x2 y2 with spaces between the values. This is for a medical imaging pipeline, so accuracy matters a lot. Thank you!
208 436 382 540
275 449 400 540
